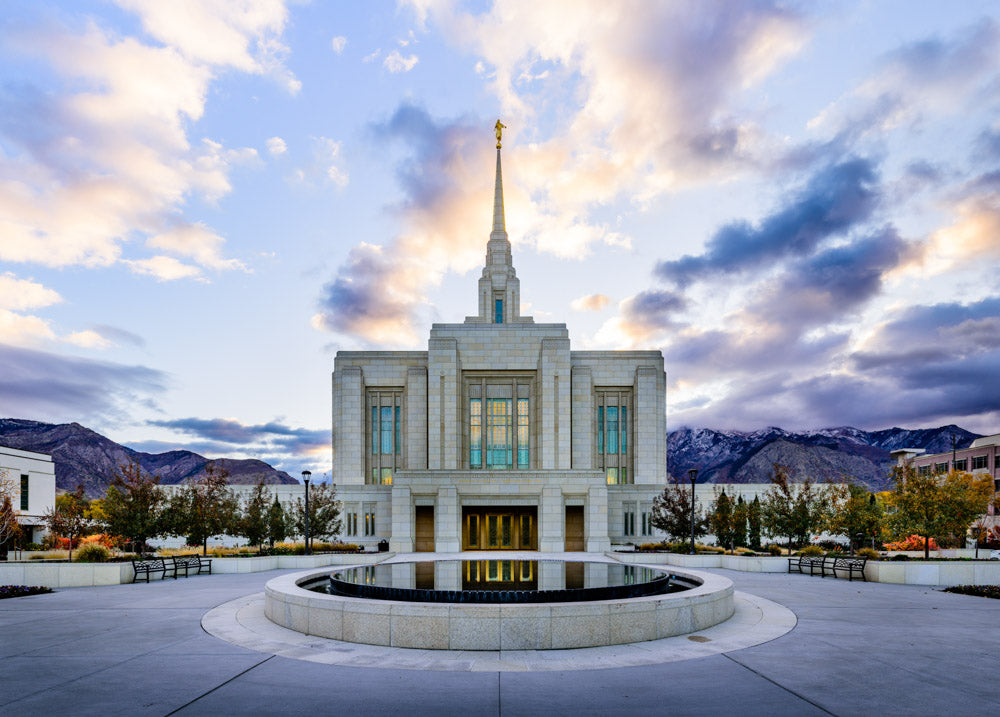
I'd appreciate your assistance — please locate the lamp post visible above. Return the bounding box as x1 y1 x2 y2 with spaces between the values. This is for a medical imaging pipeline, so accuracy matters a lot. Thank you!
302 470 311 556
688 468 698 555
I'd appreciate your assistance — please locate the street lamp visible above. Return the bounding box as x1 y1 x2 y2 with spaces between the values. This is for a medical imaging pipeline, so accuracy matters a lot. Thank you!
302 470 311 556
688 468 698 555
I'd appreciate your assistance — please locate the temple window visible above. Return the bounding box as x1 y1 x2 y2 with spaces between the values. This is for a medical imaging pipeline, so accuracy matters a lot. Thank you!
367 388 402 484
466 375 533 469
596 388 633 484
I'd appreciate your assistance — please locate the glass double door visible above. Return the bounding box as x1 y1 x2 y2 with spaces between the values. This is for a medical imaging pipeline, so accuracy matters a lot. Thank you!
463 507 536 550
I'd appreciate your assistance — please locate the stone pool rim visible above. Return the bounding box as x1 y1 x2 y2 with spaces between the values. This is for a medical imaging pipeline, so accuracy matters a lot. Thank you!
264 557 735 651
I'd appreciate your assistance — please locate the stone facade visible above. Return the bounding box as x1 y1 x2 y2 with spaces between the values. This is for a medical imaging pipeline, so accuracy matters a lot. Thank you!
0 445 56 545
331 144 669 552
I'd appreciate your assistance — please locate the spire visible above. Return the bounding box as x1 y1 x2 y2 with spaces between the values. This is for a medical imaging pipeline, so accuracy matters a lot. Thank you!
492 147 506 237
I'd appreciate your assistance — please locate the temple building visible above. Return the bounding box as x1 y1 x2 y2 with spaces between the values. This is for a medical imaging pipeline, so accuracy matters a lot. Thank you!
331 127 667 552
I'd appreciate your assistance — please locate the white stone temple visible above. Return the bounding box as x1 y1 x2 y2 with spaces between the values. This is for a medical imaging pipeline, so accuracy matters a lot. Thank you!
330 126 669 552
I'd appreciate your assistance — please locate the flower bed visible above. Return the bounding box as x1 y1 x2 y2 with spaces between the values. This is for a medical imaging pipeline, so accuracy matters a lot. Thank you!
0 585 53 599
944 585 1000 599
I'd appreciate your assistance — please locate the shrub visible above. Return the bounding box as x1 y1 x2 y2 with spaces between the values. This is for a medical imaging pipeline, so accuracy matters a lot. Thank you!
767 544 783 556
944 585 1000 599
890 553 910 561
75 544 111 563
857 547 880 560
25 542 43 551
883 535 938 551
799 545 824 557
0 585 54 599
697 545 725 554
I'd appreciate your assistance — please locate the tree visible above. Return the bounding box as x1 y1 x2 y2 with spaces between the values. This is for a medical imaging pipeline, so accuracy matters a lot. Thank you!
292 483 342 548
166 464 239 555
747 495 762 550
651 479 708 543
886 466 993 559
709 489 736 552
240 479 272 550
732 495 748 549
826 482 883 553
101 461 166 554
43 485 90 561
760 465 831 550
267 495 289 548
0 469 20 557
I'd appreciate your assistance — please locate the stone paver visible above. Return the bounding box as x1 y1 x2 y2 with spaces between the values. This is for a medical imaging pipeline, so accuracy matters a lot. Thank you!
2 564 999 715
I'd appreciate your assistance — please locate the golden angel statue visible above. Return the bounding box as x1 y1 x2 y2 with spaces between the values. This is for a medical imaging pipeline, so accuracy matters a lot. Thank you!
495 119 506 148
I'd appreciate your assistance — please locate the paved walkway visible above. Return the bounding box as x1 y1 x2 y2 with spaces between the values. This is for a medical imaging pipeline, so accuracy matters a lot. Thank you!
3 561 1000 716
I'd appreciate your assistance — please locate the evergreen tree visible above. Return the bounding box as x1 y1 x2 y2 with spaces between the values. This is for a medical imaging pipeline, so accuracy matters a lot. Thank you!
709 489 735 552
240 478 272 549
267 495 289 548
747 495 762 550
732 495 748 548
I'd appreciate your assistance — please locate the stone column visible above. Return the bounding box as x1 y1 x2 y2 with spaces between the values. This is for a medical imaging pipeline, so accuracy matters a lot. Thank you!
405 366 428 470
389 485 413 552
633 366 666 484
571 365 593 469
333 365 364 484
427 338 459 470
435 485 460 552
538 485 564 552
585 485 611 551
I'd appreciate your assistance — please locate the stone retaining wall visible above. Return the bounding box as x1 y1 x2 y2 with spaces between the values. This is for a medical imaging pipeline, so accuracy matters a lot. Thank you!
0 552 391 588
264 565 735 650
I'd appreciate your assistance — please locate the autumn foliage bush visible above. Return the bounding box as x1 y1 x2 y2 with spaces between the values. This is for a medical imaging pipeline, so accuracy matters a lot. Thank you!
883 535 938 551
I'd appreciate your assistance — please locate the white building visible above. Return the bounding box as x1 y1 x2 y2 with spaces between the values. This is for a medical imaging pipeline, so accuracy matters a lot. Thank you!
1 445 56 546
329 136 671 552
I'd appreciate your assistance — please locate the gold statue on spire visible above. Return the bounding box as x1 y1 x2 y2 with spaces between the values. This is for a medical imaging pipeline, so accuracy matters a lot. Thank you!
495 119 506 149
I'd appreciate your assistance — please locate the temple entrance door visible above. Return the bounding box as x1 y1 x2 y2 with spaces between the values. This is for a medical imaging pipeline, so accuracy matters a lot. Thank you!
462 507 536 550
415 506 434 552
565 506 584 551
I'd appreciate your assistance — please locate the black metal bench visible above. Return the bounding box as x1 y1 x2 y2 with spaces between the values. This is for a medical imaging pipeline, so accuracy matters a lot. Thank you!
170 555 212 577
131 558 171 583
823 556 868 581
787 555 826 576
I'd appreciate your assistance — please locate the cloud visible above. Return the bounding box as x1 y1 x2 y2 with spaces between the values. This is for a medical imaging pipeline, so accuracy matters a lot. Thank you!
148 416 328 455
64 330 113 350
266 136 287 155
384 49 419 73
89 324 146 348
146 222 247 271
124 255 203 282
0 4 293 277
656 158 879 286
0 272 63 311
331 36 347 54
570 293 610 312
0 342 165 423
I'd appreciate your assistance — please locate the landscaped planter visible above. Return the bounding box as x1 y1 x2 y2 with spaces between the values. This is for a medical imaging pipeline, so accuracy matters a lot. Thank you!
0 561 131 588
865 559 1000 586
609 552 788 572
0 552 393 588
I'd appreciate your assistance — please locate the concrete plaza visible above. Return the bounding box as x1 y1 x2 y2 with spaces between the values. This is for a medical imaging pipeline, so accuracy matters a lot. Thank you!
2 558 999 716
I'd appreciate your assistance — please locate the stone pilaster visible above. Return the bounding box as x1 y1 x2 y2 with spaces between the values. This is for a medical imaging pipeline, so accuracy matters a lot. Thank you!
633 366 666 484
585 485 611 551
389 485 413 552
435 485 460 552
571 365 593 469
538 485 563 551
405 366 428 470
427 337 459 470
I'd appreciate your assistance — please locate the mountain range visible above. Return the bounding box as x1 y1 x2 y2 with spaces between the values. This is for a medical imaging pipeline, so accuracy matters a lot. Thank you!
0 419 296 498
1 418 982 497
667 424 982 490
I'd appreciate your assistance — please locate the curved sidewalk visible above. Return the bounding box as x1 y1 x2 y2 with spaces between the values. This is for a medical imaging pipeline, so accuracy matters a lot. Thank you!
2 563 999 715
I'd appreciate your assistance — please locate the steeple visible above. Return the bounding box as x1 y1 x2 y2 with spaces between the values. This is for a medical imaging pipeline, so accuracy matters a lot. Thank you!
465 121 532 325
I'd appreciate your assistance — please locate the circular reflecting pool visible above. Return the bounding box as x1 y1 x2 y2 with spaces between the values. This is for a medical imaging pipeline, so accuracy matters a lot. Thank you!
305 559 695 603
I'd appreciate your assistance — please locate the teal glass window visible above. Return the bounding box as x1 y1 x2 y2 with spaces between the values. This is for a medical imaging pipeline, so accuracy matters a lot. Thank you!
470 398 482 468
495 298 503 324
517 398 529 467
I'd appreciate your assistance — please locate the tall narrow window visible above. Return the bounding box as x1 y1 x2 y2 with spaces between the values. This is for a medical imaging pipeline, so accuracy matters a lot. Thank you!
20 474 29 511
470 397 482 468
367 389 403 485
495 298 504 324
517 398 529 468
596 389 632 485
466 376 532 470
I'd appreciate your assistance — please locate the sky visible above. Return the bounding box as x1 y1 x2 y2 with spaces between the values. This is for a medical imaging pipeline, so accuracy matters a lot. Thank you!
1 1 999 481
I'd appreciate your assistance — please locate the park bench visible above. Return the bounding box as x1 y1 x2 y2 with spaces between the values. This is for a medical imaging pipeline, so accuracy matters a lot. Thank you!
170 555 213 577
822 555 868 581
787 555 826 576
131 558 172 583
